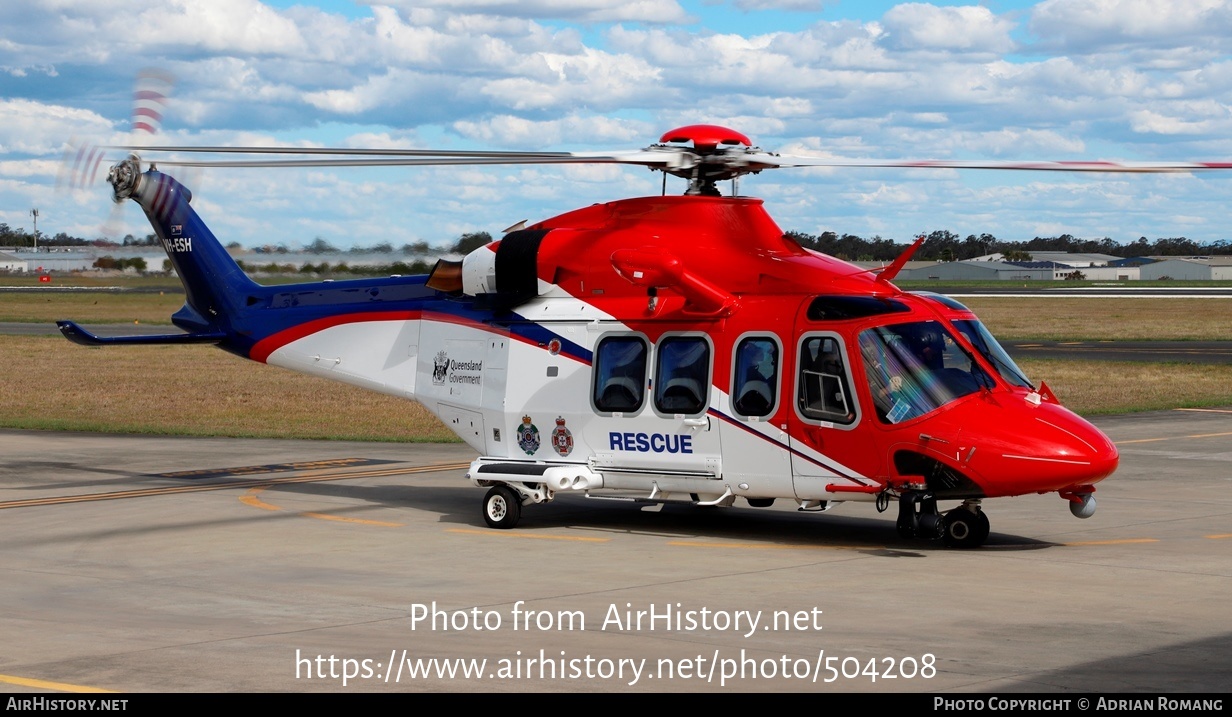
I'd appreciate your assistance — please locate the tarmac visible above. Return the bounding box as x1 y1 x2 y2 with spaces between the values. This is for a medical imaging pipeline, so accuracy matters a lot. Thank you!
0 407 1229 693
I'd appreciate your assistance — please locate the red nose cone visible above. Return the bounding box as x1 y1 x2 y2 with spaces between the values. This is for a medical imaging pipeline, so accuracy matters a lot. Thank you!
948 397 1118 498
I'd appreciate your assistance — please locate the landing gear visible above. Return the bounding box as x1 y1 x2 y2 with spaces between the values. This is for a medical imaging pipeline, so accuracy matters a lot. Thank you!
483 485 522 529
942 502 990 549
895 492 945 540
896 492 990 548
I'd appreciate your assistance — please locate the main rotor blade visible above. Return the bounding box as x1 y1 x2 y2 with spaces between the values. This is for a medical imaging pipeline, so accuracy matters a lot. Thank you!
753 153 1232 173
108 143 1232 174
109 144 574 159
142 149 689 170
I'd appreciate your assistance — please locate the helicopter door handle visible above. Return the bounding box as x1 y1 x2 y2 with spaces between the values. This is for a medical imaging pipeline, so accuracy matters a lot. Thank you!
682 417 710 430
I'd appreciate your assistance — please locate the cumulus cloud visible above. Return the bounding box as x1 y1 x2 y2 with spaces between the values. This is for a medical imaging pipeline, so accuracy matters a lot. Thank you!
1030 0 1232 53
0 99 115 155
4 0 1232 246
381 0 690 24
452 114 652 147
733 0 826 10
879 3 1016 53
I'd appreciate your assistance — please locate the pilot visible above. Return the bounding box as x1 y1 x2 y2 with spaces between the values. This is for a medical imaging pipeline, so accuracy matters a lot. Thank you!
898 323 944 371
860 333 902 421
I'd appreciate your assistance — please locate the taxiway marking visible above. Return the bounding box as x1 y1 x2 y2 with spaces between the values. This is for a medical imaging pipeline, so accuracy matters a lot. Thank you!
240 486 405 527
668 540 878 551
446 527 610 542
0 672 114 693
1123 431 1232 445
1063 538 1159 546
0 462 471 511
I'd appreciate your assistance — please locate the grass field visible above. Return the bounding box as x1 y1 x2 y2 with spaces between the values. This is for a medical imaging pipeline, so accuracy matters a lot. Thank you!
1014 358 1232 414
1 336 1228 440
959 297 1232 341
0 336 455 442
5 288 1232 340
3 280 1229 440
0 291 183 324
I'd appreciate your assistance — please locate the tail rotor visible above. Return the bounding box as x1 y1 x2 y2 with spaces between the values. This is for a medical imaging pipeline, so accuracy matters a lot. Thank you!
57 68 181 240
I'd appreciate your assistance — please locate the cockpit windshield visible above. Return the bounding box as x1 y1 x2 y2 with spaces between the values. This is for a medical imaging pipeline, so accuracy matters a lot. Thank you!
951 319 1033 389
859 321 994 424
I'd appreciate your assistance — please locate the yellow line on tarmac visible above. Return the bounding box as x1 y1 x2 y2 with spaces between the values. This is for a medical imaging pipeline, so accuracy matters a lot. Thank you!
1118 430 1232 445
447 527 609 542
1206 534 1232 540
240 486 405 527
239 488 281 511
1064 538 1159 546
0 672 114 693
1175 408 1232 414
0 462 471 511
668 540 877 551
302 511 404 528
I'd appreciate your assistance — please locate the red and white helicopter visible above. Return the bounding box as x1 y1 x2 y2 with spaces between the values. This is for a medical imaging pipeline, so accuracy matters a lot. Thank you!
62 124 1221 547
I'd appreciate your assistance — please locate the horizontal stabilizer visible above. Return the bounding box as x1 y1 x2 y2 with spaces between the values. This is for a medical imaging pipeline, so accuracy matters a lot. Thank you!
56 320 226 347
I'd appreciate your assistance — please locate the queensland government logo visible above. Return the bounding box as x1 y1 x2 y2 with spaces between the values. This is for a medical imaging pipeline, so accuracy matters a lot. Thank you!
432 350 449 385
516 415 540 455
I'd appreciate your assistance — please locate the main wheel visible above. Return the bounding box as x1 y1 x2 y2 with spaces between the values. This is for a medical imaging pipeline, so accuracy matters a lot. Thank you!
483 485 521 529
942 507 990 548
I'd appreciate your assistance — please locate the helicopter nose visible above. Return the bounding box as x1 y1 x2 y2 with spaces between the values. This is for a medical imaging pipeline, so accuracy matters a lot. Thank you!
963 400 1119 497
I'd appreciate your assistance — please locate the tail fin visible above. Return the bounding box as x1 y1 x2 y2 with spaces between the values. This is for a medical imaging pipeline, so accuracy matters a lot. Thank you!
108 156 260 334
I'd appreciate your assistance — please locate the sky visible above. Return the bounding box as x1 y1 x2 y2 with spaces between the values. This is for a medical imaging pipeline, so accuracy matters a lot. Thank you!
2 0 1232 250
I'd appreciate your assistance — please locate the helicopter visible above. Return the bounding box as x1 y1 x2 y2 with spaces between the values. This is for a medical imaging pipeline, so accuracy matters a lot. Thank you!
62 123 1221 549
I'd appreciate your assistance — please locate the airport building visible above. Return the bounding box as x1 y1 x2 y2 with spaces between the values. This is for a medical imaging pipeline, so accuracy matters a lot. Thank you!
0 251 28 272
1139 257 1232 281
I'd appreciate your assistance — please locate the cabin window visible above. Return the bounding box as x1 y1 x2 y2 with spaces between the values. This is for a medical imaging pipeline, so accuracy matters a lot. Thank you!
593 336 648 414
653 336 711 416
732 337 779 418
798 335 857 425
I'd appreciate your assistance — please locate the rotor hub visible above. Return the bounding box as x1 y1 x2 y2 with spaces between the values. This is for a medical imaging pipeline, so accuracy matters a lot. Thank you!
654 125 767 195
107 154 143 203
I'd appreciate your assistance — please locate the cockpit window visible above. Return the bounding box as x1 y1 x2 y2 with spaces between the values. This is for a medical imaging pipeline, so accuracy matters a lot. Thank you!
952 319 1033 389
911 291 971 312
859 322 993 424
807 295 911 321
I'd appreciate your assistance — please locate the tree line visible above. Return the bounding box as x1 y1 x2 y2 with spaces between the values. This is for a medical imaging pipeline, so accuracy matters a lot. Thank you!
786 230 1232 262
6 220 1229 263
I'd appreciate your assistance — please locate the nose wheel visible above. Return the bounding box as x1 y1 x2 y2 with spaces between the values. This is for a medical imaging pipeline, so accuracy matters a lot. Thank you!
942 502 990 549
896 492 991 548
